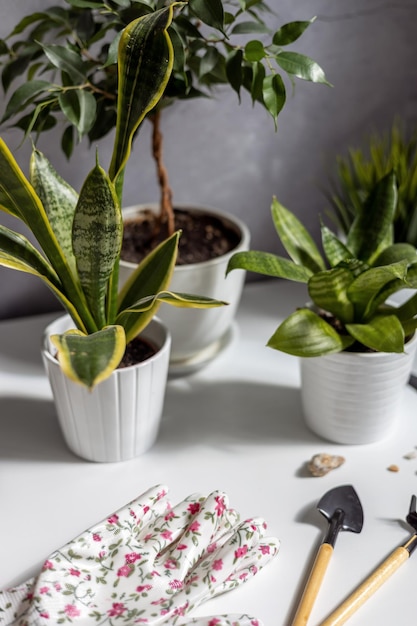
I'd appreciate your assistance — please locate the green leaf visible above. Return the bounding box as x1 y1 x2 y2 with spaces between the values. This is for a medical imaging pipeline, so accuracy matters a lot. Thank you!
51 326 126 389
0 139 94 333
267 308 354 356
347 260 408 317
38 43 87 83
226 250 311 282
109 6 176 194
72 160 122 328
372 243 416 266
226 49 243 100
30 147 78 276
188 0 224 33
321 223 353 267
308 267 355 324
1 80 52 123
273 18 316 46
275 51 331 85
271 197 325 273
58 89 97 139
346 314 405 353
250 60 265 104
199 47 221 78
231 21 270 35
347 171 398 263
262 74 285 127
0 225 87 330
118 231 180 342
244 40 265 63
102 31 123 68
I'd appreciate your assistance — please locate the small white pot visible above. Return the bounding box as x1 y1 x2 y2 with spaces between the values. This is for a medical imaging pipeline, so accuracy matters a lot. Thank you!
300 333 417 444
42 315 171 462
119 204 250 371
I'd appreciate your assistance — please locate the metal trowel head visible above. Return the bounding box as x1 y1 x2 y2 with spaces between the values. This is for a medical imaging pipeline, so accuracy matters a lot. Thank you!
318 484 364 534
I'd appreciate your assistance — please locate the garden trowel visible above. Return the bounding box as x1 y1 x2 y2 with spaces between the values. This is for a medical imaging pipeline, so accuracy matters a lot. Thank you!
291 484 364 626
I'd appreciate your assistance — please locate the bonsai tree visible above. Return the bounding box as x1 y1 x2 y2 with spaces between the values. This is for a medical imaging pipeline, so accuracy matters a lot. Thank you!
0 0 331 234
0 6 224 389
326 119 417 246
227 171 417 356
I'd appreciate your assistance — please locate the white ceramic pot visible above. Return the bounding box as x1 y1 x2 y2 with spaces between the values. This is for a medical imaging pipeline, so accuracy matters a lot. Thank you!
300 333 417 444
119 204 250 372
42 315 171 462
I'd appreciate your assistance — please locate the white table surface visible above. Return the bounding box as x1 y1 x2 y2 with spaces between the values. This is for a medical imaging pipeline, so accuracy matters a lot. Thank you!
1 279 417 626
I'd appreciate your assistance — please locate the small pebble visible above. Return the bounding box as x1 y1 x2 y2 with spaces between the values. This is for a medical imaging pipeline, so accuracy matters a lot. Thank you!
307 453 345 477
404 451 417 460
387 464 400 472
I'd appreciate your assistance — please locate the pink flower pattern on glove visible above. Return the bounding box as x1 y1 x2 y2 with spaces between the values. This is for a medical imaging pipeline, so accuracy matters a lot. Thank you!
0 486 279 626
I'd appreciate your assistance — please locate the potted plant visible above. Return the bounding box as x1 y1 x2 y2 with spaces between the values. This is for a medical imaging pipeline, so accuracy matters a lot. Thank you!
0 7 224 462
325 119 417 245
227 171 417 444
0 0 331 369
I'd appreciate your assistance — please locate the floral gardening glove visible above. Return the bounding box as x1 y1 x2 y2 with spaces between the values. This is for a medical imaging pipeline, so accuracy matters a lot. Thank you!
0 485 279 625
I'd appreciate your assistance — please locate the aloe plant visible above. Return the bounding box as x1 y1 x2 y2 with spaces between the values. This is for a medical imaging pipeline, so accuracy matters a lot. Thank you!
227 171 417 356
0 6 223 389
0 0 330 231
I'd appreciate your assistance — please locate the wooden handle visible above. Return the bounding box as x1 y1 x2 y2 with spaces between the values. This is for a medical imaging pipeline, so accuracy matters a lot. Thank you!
319 546 410 626
291 543 334 626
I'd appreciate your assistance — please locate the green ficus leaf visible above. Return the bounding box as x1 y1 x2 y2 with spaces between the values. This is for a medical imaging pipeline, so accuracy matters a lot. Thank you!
38 43 87 83
188 0 225 33
251 61 265 104
231 21 270 35
58 89 97 139
1 80 52 123
262 74 285 127
273 18 316 46
226 49 243 99
275 51 331 85
244 40 265 63
199 47 221 78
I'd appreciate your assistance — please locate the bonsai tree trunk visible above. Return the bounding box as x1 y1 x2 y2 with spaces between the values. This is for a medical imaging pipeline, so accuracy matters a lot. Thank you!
151 109 175 235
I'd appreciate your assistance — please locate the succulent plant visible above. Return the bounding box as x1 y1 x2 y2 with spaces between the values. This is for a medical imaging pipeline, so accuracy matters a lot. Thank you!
227 171 417 356
0 6 224 389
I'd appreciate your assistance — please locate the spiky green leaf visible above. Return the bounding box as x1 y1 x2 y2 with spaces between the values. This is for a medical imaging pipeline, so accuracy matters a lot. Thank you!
109 6 175 191
51 326 126 389
346 314 404 353
226 250 311 282
271 197 325 273
267 308 354 356
72 160 122 328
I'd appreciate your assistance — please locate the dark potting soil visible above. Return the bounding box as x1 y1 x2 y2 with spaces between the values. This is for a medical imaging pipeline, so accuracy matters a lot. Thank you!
119 336 157 368
121 208 241 265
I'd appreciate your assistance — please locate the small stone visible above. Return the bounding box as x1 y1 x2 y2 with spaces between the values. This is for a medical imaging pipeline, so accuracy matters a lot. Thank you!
387 464 400 472
404 451 417 460
307 453 345 477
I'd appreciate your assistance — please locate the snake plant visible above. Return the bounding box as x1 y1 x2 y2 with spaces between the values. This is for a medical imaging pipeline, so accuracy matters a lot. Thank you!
0 6 223 389
227 171 417 356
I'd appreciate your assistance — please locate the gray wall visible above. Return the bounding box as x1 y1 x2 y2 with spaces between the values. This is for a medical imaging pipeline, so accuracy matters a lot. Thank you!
1 0 416 318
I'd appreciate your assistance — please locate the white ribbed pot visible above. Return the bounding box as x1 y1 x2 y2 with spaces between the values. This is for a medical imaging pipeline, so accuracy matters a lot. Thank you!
119 205 250 370
300 333 417 444
42 315 171 462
